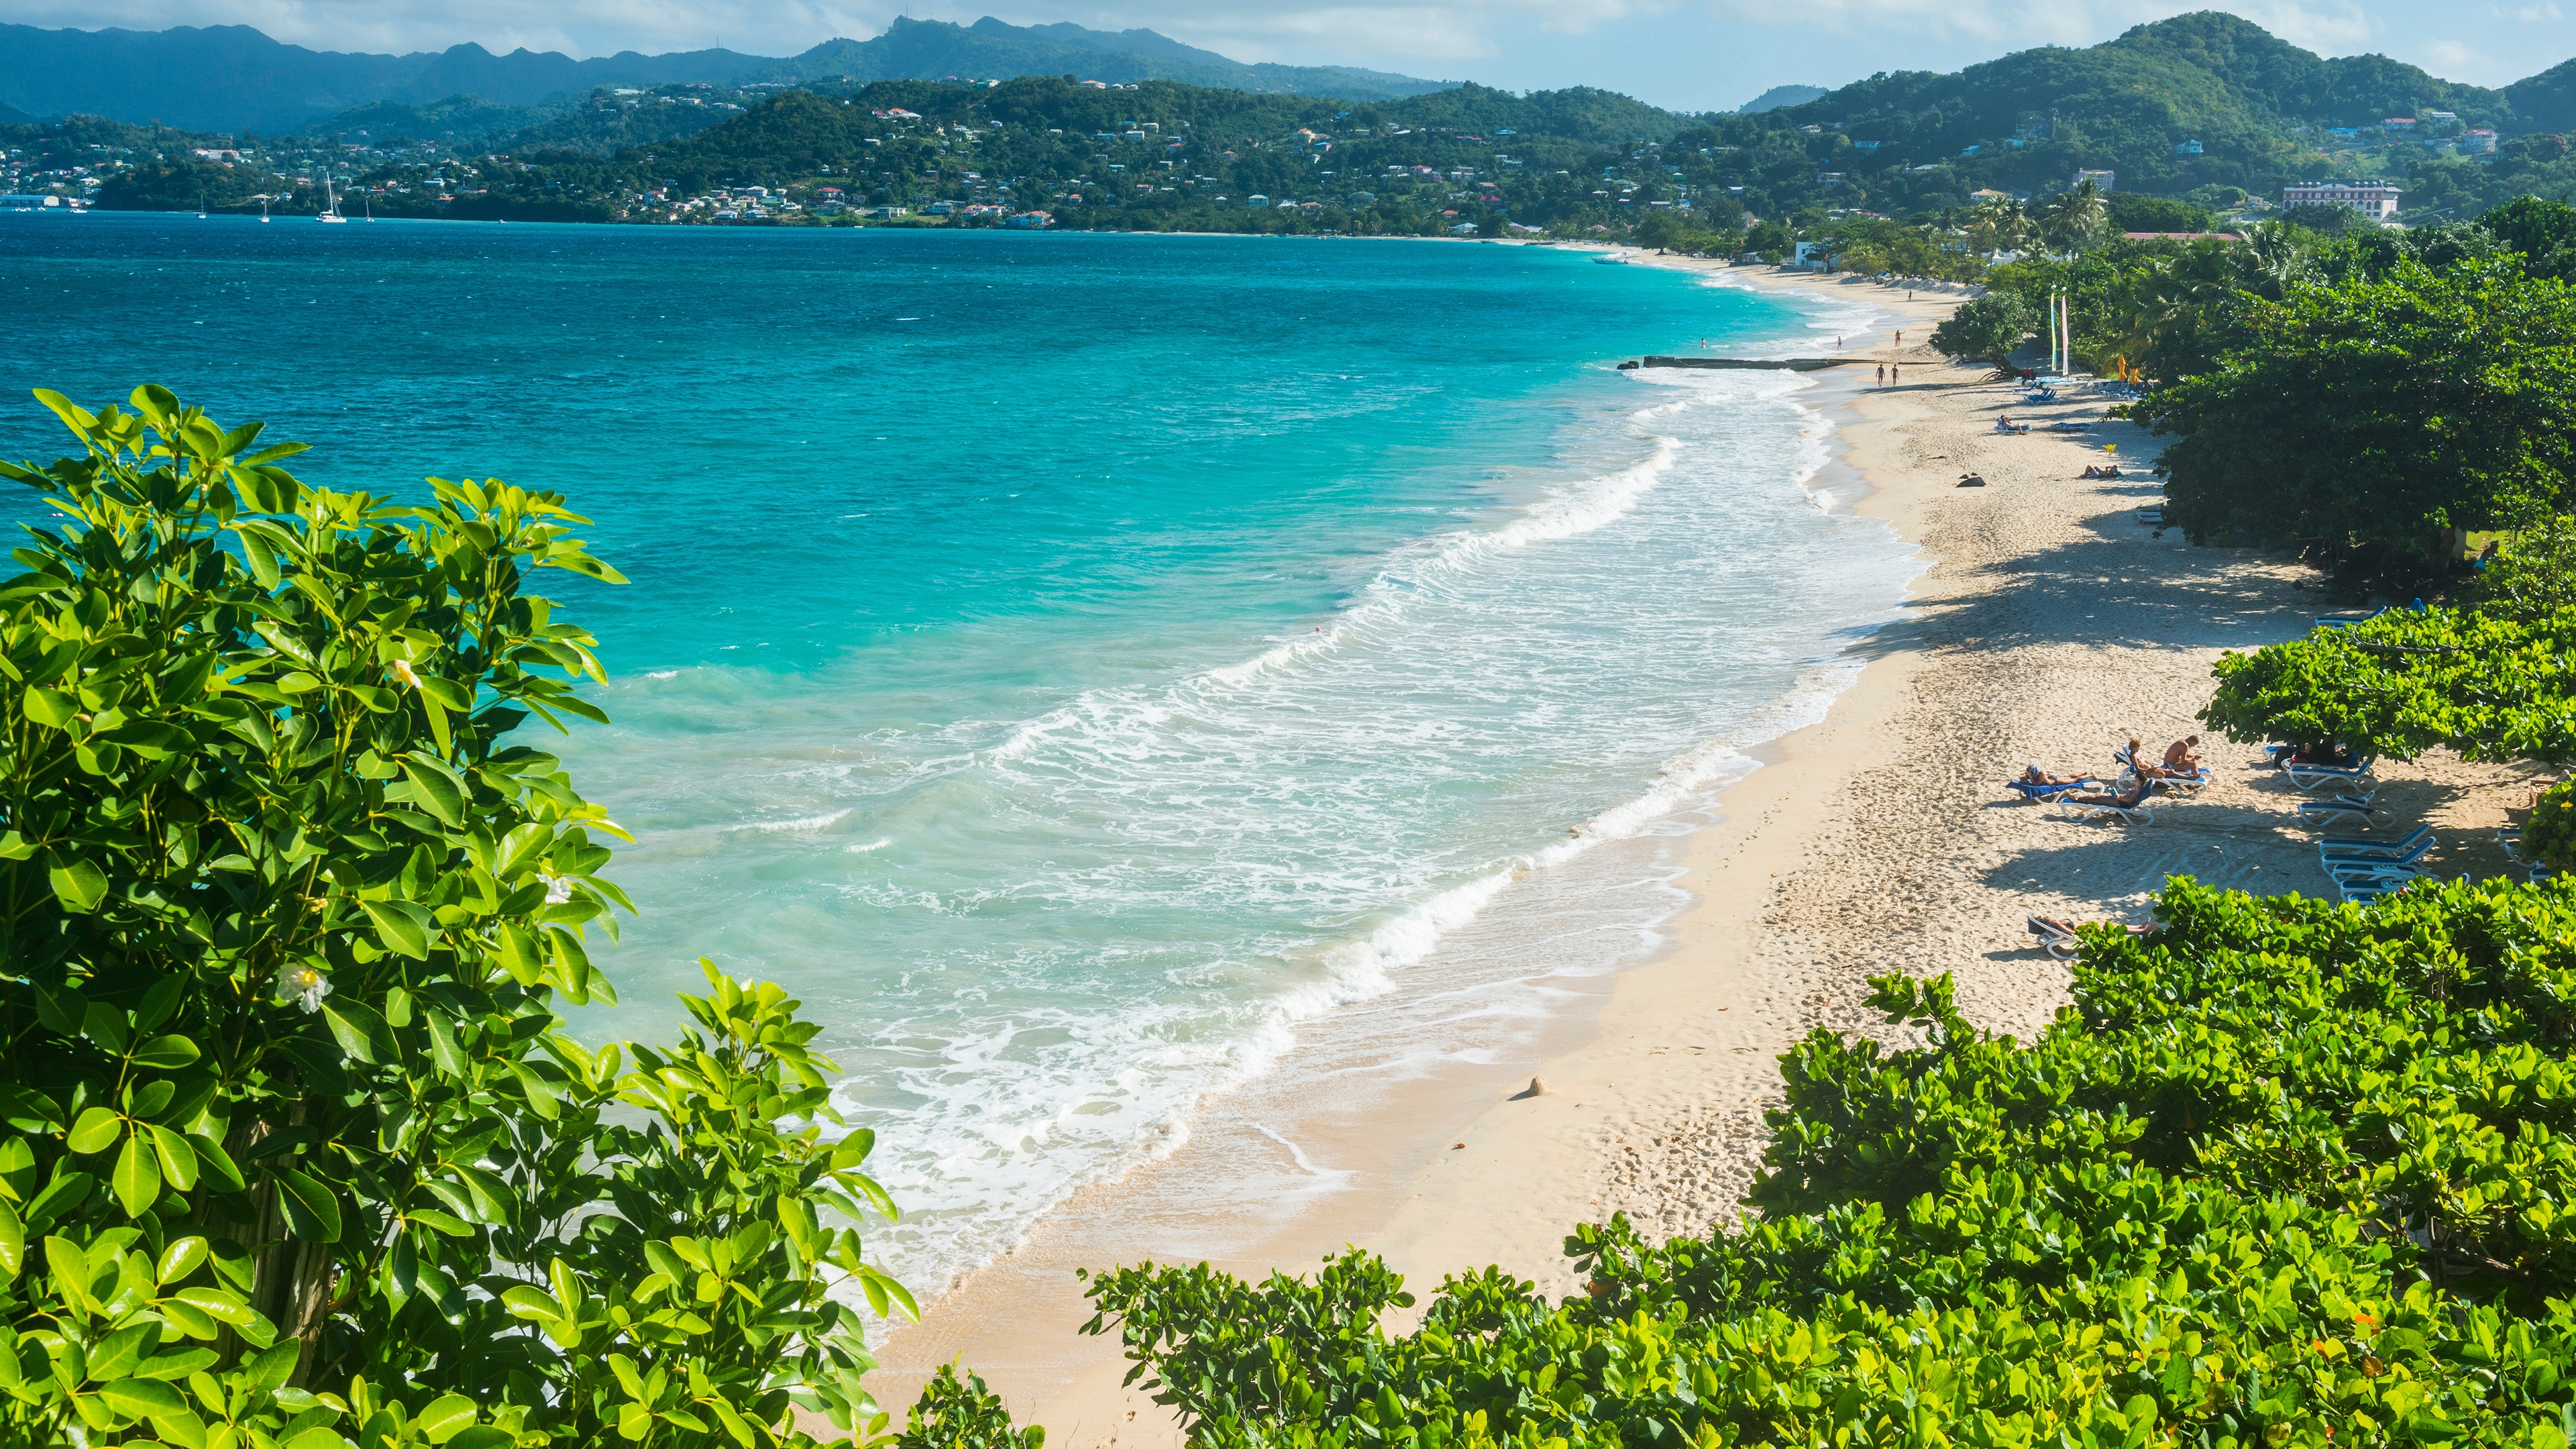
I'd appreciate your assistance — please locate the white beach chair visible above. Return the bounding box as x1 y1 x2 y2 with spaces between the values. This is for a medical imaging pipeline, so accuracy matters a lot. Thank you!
2051 792 2155 826
2027 916 2081 960
2282 756 2375 792
2298 792 2386 829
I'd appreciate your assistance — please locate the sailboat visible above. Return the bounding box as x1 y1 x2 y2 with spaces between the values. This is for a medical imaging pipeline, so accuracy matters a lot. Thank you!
364 192 374 222
196 191 207 219
260 197 270 223
319 176 347 223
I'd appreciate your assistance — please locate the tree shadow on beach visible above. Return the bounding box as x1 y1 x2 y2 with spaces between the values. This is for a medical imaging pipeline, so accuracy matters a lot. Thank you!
1838 522 2314 662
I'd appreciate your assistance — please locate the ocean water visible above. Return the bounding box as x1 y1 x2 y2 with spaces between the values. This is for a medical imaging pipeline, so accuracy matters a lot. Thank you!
0 215 1919 1293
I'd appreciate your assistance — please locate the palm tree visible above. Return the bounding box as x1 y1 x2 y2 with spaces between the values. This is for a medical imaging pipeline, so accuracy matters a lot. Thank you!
2038 179 2107 255
2230 222 2313 301
1968 196 2032 256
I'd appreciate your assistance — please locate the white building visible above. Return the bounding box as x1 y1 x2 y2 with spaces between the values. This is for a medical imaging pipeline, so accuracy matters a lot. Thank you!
2280 179 2401 221
2073 168 2115 191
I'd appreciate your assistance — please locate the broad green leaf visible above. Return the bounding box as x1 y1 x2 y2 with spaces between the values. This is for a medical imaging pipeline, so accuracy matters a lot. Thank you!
446 1429 517 1449
131 1034 202 1070
23 1171 94 1229
0 1081 61 1132
68 1105 124 1154
156 1235 207 1285
22 686 75 726
274 1167 343 1242
99 1376 188 1418
425 1010 469 1077
417 1393 478 1443
0 1197 20 1281
358 900 433 962
185 1134 244 1193
323 996 395 1062
113 1132 162 1216
48 855 109 913
280 1426 348 1449
399 753 469 828
170 1286 256 1328
147 1126 199 1193
150 1409 210 1449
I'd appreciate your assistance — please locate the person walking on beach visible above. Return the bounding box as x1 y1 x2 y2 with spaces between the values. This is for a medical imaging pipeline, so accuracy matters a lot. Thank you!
1876 364 1886 386
1890 364 1900 385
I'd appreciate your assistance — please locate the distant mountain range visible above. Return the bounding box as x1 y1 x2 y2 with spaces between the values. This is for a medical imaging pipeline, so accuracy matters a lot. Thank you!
1737 85 1827 114
0 15 1454 136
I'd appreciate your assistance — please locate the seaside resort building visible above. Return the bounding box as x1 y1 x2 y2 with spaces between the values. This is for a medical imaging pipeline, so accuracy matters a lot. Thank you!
2279 180 2401 222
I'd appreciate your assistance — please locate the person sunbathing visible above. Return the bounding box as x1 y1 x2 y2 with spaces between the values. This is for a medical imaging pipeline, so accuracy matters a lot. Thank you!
2080 464 2126 479
2021 766 2090 786
2065 777 2155 810
2161 735 2202 773
1995 415 2030 433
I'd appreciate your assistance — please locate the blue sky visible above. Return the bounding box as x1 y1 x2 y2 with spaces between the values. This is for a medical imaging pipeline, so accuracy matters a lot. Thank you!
2 0 2566 111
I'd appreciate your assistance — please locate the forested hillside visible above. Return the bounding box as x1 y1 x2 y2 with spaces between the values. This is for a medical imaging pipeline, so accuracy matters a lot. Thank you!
24 10 2576 237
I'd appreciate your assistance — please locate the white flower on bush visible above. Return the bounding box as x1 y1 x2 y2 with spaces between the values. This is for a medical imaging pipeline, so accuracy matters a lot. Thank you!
277 962 333 1013
541 872 574 904
389 657 423 690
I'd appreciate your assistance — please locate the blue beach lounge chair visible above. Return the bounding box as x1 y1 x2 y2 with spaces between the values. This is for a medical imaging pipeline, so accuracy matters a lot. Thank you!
2281 753 2375 792
2005 775 2097 802
2297 792 2387 829
2317 824 2434 865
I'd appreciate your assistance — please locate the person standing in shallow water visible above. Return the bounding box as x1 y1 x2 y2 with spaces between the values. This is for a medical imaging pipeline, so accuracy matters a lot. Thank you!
1877 364 1886 387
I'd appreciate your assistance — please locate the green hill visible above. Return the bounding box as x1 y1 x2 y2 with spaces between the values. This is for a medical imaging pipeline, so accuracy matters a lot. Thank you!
1686 11 2573 220
753 17 1452 101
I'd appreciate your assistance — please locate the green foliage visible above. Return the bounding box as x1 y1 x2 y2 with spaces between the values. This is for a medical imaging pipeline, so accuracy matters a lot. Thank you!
2138 257 2576 565
958 875 2576 1449
2481 197 2576 281
898 1366 1045 1449
1929 292 2035 368
2106 192 2218 233
0 385 908 1446
2202 602 2576 761
2524 780 2576 869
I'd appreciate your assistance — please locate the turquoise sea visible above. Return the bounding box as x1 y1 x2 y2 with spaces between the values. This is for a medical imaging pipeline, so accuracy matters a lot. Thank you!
1 215 1918 1292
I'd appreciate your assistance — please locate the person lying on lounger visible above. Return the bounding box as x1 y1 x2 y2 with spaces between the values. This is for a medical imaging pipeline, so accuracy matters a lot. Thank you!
1995 415 2031 433
2064 777 2155 810
2080 464 2125 479
2022 766 2090 785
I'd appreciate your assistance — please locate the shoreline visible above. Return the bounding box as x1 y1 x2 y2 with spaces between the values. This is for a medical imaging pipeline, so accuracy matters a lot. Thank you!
869 258 2546 1447
862 268 1962 1439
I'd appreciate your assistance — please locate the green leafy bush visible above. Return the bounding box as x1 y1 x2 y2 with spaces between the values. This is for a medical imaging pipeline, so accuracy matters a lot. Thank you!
975 875 2576 1449
1928 292 2036 369
2137 258 2576 572
2525 780 2576 869
2201 600 2576 763
0 386 910 1447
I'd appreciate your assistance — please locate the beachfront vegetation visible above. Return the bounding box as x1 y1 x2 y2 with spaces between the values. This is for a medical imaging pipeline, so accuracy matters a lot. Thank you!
908 873 2576 1449
2139 254 2576 568
1928 293 2036 369
0 386 908 1447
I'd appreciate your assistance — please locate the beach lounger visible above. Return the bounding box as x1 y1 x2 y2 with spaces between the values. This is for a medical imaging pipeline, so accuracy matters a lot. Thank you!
2337 871 2425 905
2317 824 2434 865
2298 792 2386 828
2051 794 2155 825
2137 508 2166 524
2314 608 2389 631
2052 420 2094 431
2027 916 2081 960
2005 777 2097 802
2282 755 2375 791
